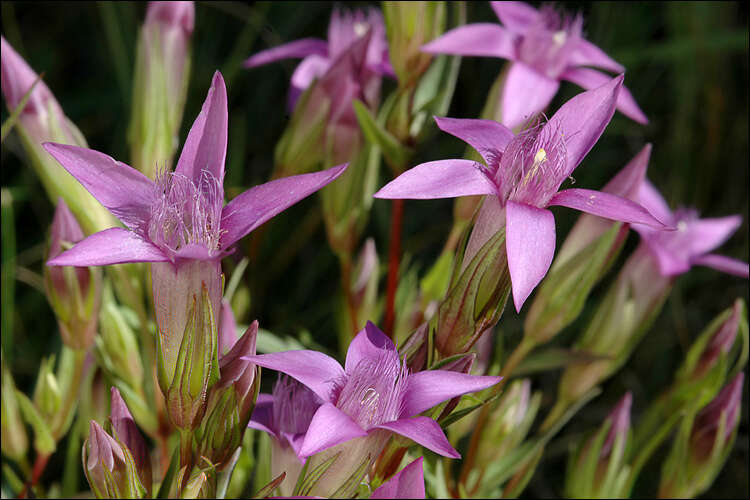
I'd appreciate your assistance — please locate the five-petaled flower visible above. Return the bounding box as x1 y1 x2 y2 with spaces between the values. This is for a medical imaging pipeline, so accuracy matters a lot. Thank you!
242 322 500 496
421 1 647 128
375 76 665 312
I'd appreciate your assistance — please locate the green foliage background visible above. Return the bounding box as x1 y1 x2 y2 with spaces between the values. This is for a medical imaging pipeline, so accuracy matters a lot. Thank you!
1 1 747 497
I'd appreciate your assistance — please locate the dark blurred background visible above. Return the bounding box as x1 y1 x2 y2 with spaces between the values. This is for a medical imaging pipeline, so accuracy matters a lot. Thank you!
1 1 748 498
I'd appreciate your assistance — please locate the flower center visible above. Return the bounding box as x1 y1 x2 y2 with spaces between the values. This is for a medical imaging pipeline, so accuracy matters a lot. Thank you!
495 120 567 207
335 351 408 430
147 170 223 259
517 5 582 79
272 376 322 435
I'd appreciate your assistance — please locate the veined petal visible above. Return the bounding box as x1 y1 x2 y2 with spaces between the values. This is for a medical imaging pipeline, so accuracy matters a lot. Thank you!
601 144 651 199
546 74 623 181
549 189 666 228
506 201 556 312
501 62 560 129
561 67 647 124
401 371 501 417
247 393 278 438
42 143 155 231
243 38 329 68
375 417 460 458
371 457 425 499
345 322 396 374
434 116 514 166
421 24 518 60
47 228 168 266
569 38 625 73
298 403 367 457
490 1 539 32
220 163 347 247
241 351 344 403
373 160 497 200
693 254 749 278
175 71 228 188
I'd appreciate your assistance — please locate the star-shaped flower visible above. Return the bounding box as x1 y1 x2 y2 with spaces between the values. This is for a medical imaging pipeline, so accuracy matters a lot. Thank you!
375 76 665 311
421 1 647 128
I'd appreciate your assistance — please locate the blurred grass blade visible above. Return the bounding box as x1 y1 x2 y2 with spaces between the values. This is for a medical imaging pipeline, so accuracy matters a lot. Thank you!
1 189 16 361
1 72 43 143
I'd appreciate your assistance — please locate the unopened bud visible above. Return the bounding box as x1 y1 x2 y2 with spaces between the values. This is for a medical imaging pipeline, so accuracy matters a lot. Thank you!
110 388 152 496
129 1 194 180
44 199 101 350
1 37 115 233
33 357 61 418
83 420 147 498
1 364 29 461
97 290 144 391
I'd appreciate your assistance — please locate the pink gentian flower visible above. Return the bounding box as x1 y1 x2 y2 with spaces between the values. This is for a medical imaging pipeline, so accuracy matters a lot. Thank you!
421 1 647 128
243 322 500 496
633 181 749 278
375 76 665 311
44 71 346 391
244 7 392 110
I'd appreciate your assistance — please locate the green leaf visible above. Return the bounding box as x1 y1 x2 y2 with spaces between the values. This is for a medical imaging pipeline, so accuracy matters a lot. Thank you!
353 99 411 170
252 471 286 498
156 447 181 499
514 348 613 377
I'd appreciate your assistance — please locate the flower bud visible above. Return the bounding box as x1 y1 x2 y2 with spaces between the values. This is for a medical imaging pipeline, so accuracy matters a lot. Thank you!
173 459 217 499
162 283 220 430
96 287 144 392
83 420 147 498
1 363 29 462
33 356 62 418
1 37 115 234
659 373 744 498
129 1 194 180
109 388 152 496
382 1 445 88
199 322 259 468
565 393 632 498
44 199 102 350
552 244 673 415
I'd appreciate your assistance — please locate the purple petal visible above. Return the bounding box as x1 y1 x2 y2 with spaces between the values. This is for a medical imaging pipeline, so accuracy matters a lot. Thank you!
569 38 625 73
375 417 460 458
421 24 518 60
244 38 329 68
173 243 229 261
462 195 507 272
684 216 743 257
298 403 367 457
636 180 673 225
241 351 344 403
373 160 497 200
42 143 155 231
371 457 425 499
693 254 749 278
549 189 666 228
282 432 308 461
174 71 228 188
247 393 278 437
47 228 168 266
490 1 539 32
345 322 396 374
546 74 623 181
401 371 501 417
506 201 556 312
289 54 331 108
434 116 515 166
501 63 560 129
601 144 652 199
561 67 648 125
1 36 57 115
49 198 84 260
220 164 347 247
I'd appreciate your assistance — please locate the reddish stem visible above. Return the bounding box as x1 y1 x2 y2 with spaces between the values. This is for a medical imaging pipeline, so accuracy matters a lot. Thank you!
384 199 404 338
19 453 49 498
